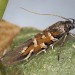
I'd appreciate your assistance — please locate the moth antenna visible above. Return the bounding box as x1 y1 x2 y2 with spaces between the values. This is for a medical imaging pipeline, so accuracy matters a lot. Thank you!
20 7 69 21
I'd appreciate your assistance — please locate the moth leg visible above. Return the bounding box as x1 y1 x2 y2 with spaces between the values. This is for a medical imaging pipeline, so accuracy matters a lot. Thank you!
57 49 62 61
36 49 46 56
24 49 34 60
56 34 68 61
49 34 67 61
57 33 68 47
50 44 54 50
49 43 60 61
70 33 75 38
50 38 59 49
61 34 67 46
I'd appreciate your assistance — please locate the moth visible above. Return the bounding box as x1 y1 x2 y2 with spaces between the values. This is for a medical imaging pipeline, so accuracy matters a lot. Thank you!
1 8 75 65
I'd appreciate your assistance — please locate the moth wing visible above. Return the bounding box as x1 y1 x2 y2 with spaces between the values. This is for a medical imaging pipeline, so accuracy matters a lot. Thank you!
1 39 33 65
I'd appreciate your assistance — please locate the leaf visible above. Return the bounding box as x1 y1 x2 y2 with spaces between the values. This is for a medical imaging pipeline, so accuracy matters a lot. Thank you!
0 27 75 75
0 0 8 20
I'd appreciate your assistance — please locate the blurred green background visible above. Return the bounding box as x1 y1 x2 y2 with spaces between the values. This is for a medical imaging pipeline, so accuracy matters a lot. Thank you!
0 0 8 20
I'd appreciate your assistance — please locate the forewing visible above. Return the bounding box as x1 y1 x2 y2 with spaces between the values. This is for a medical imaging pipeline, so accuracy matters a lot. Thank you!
1 39 33 65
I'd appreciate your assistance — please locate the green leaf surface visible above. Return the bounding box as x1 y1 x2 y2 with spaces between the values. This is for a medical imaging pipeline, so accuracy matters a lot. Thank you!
0 27 75 75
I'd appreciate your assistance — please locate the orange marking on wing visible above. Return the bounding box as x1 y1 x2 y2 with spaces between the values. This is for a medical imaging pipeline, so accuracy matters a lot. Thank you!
22 44 42 55
34 45 42 53
36 32 53 44
22 31 54 55
22 45 34 55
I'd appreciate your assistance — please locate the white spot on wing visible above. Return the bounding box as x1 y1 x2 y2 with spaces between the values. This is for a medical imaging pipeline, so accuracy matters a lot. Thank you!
21 47 28 53
40 43 47 48
33 38 38 47
47 32 58 42
25 49 34 60
48 32 54 40
42 35 46 39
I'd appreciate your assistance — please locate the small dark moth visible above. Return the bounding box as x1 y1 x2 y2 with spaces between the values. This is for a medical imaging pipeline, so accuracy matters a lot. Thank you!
1 8 75 65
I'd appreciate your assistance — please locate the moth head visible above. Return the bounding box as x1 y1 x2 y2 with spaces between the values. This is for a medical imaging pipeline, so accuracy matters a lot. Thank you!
69 18 75 29
65 18 75 31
